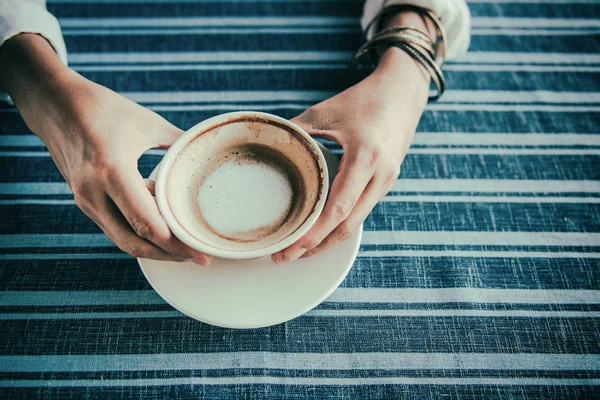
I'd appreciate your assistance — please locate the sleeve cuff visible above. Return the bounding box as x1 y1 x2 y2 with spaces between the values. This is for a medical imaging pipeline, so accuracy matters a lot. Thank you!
0 0 68 65
361 0 471 60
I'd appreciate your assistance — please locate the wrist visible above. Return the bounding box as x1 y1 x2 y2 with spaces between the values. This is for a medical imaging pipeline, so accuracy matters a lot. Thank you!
371 10 433 106
0 33 80 135
372 47 430 110
380 10 437 42
0 33 73 94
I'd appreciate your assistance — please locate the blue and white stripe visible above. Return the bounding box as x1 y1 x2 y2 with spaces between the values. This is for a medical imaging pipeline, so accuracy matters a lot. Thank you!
1 0 599 398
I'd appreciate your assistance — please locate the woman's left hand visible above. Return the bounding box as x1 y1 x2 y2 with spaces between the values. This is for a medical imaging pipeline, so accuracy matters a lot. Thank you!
272 47 430 263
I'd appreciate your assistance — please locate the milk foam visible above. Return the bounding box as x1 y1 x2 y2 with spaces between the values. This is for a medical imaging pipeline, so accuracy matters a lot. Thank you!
198 159 294 236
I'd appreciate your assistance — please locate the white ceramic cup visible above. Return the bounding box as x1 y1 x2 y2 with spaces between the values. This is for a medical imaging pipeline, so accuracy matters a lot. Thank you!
155 111 329 260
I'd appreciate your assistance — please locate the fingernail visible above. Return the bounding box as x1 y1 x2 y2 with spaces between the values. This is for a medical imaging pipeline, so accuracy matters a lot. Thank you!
193 255 211 267
271 253 282 264
299 251 313 259
145 179 156 197
287 247 308 263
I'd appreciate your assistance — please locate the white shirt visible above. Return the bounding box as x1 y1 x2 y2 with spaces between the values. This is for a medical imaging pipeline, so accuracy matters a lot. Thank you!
0 0 470 65
0 0 67 64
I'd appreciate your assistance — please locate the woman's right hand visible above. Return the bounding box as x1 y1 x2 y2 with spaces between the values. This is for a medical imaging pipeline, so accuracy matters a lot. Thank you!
0 34 212 265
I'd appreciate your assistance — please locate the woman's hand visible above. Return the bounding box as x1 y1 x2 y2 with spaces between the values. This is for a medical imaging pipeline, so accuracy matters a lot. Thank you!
43 78 213 265
0 34 211 265
272 47 430 263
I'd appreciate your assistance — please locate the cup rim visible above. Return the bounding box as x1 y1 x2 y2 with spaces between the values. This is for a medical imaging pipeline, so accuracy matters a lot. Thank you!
155 111 329 259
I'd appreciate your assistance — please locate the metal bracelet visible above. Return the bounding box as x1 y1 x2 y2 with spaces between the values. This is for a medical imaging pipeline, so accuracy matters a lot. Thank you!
351 31 446 101
362 4 447 66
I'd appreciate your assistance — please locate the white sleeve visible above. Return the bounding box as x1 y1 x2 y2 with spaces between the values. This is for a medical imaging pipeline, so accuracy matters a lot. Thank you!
361 0 471 60
0 0 67 65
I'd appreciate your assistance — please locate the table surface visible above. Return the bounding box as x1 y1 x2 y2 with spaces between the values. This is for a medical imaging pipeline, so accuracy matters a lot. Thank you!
1 0 599 398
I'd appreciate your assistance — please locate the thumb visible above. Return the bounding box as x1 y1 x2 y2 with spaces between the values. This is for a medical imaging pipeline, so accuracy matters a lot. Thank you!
143 112 185 149
291 108 338 142
153 123 184 149
290 110 314 134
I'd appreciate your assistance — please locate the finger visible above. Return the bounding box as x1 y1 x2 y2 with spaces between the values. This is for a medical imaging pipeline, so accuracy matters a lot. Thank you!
105 164 212 266
272 152 373 263
145 178 156 197
301 175 385 259
80 191 181 261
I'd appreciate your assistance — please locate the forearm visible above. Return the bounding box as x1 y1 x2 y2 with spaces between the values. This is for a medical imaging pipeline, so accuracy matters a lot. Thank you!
0 33 77 136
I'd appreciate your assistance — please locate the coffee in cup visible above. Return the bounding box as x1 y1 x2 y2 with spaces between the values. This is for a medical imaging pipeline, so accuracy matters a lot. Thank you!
155 112 329 259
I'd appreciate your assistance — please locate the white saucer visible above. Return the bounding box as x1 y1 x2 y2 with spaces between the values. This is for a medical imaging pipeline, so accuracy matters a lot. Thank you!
138 144 362 329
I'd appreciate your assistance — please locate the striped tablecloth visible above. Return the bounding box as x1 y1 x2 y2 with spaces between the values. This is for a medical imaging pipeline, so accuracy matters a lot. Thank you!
1 0 599 398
